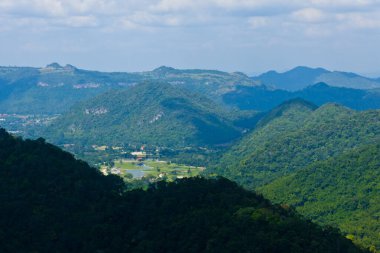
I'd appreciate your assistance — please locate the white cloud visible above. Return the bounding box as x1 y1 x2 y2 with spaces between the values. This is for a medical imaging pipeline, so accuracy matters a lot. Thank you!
248 16 269 29
152 0 202 12
310 0 376 7
1 0 380 75
1 0 380 30
304 26 332 37
291 8 326 23
336 11 380 29
61 15 98 27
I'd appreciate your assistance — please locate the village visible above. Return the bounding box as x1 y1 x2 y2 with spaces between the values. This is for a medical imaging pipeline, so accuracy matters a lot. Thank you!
0 113 59 135
100 145 205 182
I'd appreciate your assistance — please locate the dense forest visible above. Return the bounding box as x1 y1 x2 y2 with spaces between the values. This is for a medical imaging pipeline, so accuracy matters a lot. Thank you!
214 100 380 188
210 100 380 251
260 143 380 251
0 129 365 252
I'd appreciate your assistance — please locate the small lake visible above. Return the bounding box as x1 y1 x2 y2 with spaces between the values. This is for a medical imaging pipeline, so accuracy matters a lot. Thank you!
126 169 146 178
126 163 153 178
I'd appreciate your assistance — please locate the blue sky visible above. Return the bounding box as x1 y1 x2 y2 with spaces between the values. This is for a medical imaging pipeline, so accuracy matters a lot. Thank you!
1 0 380 76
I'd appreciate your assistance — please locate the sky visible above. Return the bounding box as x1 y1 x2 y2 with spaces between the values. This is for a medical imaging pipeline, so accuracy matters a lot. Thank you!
1 0 380 76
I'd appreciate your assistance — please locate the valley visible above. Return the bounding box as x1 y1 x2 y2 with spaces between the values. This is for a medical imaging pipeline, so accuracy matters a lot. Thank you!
4 1 380 252
102 159 205 181
0 64 379 252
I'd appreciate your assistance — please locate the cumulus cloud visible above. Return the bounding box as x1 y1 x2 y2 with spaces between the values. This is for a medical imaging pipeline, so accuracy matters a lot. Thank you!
291 8 326 23
1 0 380 30
248 16 269 29
336 11 380 29
1 0 380 74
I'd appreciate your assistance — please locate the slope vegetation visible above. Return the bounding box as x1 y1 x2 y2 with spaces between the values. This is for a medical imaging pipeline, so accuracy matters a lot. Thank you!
260 143 380 251
0 129 364 253
43 82 244 148
0 64 257 114
215 100 380 188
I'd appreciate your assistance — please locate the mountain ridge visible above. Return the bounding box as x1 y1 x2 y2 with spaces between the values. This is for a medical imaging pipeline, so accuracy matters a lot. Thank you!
223 82 380 111
0 64 258 114
41 81 246 150
252 66 380 90
212 100 380 188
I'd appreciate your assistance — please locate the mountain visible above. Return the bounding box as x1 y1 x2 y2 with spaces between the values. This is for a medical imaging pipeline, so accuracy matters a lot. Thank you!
222 82 380 111
252 66 329 91
0 128 364 253
210 101 380 250
212 100 380 188
222 85 292 111
0 64 258 114
144 66 257 97
0 64 139 114
297 82 380 110
42 82 247 150
260 143 380 251
2 63 379 115
253 66 380 91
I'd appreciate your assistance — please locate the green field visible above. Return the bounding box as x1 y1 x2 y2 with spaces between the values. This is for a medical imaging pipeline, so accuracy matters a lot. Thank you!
107 159 205 181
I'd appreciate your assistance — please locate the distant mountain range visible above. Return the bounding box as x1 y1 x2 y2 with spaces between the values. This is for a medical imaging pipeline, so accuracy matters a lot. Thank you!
223 82 380 111
0 63 257 114
1 63 380 114
252 66 380 91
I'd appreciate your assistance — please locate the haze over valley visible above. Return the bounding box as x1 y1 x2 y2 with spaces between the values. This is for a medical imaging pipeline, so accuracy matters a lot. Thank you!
1 1 380 252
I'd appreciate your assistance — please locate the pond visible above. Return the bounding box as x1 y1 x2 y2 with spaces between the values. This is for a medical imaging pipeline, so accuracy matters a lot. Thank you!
126 169 146 178
126 163 153 178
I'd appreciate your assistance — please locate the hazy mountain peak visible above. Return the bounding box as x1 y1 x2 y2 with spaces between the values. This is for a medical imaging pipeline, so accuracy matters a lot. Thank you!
153 66 177 74
307 82 330 89
46 62 63 69
232 71 249 78
64 64 77 70
252 66 330 91
253 66 380 91
289 66 329 73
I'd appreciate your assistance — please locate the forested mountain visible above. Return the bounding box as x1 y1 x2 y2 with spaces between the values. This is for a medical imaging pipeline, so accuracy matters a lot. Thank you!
252 66 380 91
223 82 380 111
0 128 365 253
213 100 380 188
0 64 257 114
41 82 251 149
0 64 138 114
260 143 380 251
2 63 380 115
210 100 380 251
